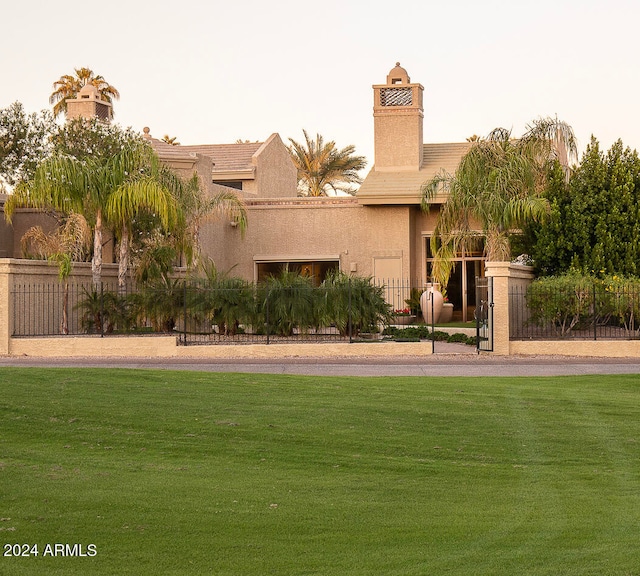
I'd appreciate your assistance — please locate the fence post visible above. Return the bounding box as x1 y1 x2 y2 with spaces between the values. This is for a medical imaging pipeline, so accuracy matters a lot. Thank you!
265 288 270 345
183 280 188 345
484 262 535 355
430 290 435 354
100 282 104 338
348 278 353 343
0 261 11 355
593 283 597 341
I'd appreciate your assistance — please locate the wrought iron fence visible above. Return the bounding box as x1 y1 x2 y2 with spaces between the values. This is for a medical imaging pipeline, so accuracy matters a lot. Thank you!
12 278 427 345
510 283 640 340
12 281 123 337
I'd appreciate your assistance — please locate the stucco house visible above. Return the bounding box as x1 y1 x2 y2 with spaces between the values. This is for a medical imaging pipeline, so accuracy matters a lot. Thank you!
0 63 483 320
163 63 480 319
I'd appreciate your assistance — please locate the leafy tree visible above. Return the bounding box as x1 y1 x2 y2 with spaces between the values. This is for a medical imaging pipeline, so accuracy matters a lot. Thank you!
0 102 55 191
51 116 140 160
49 67 120 119
5 122 180 288
288 130 367 196
524 137 640 277
421 117 577 282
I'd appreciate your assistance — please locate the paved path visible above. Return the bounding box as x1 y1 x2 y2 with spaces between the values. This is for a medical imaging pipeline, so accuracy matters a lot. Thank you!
2 347 640 377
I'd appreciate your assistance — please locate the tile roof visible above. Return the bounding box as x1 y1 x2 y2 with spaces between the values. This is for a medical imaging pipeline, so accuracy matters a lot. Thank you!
357 142 471 205
180 142 263 173
147 137 200 162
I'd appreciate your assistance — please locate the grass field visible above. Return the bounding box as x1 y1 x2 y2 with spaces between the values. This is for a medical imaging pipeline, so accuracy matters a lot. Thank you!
1 368 640 575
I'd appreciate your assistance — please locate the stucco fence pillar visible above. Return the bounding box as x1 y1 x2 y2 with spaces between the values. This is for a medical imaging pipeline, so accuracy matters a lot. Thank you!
484 262 535 356
0 260 11 355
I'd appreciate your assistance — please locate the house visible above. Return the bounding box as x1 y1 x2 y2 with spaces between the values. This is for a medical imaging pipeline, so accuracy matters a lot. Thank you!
0 63 483 320
169 63 480 319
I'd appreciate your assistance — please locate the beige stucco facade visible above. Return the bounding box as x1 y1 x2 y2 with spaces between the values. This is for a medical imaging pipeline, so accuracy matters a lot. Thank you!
2 64 640 357
0 63 477 321
163 64 472 299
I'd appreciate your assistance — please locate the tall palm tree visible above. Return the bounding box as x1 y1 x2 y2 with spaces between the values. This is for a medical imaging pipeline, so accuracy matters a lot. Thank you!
5 142 180 289
49 67 120 119
288 130 367 196
421 117 577 279
104 148 181 292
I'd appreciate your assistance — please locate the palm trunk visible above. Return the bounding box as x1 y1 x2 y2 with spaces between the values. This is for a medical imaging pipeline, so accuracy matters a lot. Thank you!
191 220 201 270
118 226 129 295
91 209 103 288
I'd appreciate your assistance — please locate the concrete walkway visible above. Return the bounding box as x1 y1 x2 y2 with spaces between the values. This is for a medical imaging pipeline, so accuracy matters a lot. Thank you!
2 343 640 377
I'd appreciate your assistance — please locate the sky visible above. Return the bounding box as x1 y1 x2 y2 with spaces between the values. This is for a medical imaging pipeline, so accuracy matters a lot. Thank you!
3 0 640 172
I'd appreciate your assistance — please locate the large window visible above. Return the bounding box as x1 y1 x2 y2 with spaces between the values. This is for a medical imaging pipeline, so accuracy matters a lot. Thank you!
256 260 339 286
425 237 485 322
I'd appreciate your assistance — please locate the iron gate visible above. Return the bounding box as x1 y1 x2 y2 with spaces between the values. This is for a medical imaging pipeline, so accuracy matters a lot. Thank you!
475 277 493 352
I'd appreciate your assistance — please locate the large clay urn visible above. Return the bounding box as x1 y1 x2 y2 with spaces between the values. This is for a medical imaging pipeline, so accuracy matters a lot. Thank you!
420 284 444 324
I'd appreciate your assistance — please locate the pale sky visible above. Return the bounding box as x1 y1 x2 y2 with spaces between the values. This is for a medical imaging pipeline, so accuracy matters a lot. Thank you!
3 0 640 172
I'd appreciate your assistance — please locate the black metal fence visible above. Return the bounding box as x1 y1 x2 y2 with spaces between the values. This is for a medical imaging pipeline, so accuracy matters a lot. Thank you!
510 283 640 340
12 278 427 345
12 281 122 337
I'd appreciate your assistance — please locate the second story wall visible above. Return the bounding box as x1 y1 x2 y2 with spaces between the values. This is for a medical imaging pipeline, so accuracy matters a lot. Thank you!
251 134 297 198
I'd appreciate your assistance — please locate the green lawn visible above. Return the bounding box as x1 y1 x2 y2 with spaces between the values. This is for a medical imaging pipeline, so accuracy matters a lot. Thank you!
1 368 640 575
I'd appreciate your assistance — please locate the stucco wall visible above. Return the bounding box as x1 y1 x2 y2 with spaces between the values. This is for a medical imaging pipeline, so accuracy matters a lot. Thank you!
198 198 415 282
7 337 434 359
3 209 59 259
252 134 297 198
509 340 640 357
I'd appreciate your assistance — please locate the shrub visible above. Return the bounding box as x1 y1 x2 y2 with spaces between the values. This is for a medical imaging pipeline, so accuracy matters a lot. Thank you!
320 271 392 337
526 272 597 336
189 277 255 336
133 275 185 332
76 287 136 334
259 270 316 336
601 274 640 336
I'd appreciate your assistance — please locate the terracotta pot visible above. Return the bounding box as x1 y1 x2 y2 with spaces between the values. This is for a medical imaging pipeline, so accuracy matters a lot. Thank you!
420 285 444 324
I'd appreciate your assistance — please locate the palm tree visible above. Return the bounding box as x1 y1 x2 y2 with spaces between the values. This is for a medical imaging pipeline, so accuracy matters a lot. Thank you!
421 117 577 279
5 141 180 289
49 67 120 119
124 172 247 285
104 148 181 292
288 130 367 196
21 213 92 334
170 174 247 270
162 135 180 146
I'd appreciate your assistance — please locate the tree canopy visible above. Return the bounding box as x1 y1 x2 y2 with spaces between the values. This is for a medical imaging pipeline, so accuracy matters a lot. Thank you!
288 130 367 196
522 137 640 277
421 117 577 283
0 102 55 191
5 120 177 287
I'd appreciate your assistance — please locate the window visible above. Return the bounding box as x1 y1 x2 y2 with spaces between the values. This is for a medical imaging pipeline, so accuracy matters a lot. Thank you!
256 260 339 286
213 181 243 191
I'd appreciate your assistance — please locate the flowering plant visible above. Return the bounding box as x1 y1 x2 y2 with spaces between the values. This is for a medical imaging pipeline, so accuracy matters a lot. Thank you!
393 308 412 316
